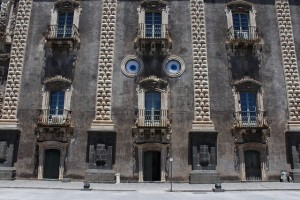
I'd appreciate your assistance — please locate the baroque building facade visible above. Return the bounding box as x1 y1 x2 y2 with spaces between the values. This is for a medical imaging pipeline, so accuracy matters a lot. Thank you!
0 0 300 183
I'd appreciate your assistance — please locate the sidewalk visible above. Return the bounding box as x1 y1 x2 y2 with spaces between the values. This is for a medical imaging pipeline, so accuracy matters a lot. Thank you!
0 180 300 192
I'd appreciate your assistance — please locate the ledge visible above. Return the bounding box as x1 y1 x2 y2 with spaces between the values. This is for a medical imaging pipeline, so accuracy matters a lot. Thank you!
287 121 300 132
0 119 19 130
90 120 115 132
191 121 216 132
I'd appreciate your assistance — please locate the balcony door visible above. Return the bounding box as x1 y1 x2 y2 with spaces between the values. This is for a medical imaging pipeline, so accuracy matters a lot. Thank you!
145 12 162 38
50 91 65 115
233 13 249 39
240 92 256 126
57 12 73 38
145 92 161 126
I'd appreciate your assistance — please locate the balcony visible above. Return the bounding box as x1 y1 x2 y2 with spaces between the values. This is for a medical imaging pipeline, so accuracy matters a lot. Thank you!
134 23 172 54
134 129 170 144
44 24 80 44
36 109 72 127
136 109 169 127
233 110 269 129
139 23 168 39
226 26 262 45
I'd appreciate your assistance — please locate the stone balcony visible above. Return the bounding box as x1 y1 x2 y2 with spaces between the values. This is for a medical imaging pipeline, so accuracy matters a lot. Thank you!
36 109 72 127
134 23 172 54
44 24 80 49
233 110 270 129
226 26 262 46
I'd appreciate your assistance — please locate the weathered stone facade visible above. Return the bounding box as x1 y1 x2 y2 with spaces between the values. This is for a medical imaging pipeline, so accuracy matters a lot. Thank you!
0 0 300 183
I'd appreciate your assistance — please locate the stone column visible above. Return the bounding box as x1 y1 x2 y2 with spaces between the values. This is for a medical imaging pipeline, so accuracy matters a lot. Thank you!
0 0 33 128
138 146 143 182
275 0 300 130
239 147 246 181
91 0 117 131
161 146 166 182
38 144 44 179
190 0 215 131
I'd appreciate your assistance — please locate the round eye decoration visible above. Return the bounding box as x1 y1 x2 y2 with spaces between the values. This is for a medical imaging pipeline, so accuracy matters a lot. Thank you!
163 55 185 77
121 55 143 77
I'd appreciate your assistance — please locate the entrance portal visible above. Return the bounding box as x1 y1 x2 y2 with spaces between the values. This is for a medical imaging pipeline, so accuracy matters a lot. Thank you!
245 150 261 181
43 149 60 179
143 151 161 181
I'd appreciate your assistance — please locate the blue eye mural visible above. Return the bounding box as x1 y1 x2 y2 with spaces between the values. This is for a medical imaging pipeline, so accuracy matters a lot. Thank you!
125 60 140 74
121 56 144 77
166 60 181 74
163 56 185 77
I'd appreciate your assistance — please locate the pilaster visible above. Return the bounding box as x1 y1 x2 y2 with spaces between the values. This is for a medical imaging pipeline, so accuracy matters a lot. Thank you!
0 0 33 128
190 0 214 131
91 0 117 131
275 0 300 130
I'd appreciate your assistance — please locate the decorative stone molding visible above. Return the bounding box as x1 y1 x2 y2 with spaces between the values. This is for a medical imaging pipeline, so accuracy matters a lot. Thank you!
275 0 300 128
91 0 117 130
0 0 33 127
37 141 68 179
190 0 214 131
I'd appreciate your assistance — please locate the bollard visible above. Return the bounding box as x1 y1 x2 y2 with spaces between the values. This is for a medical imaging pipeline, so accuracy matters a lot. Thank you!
115 173 120 184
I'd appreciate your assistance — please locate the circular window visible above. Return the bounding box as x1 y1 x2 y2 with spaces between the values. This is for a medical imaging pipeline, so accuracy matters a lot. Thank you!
121 55 143 77
163 55 185 77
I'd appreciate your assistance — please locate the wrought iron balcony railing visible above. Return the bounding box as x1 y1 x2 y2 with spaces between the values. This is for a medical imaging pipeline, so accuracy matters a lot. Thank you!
138 23 169 39
44 24 79 41
233 110 269 128
136 109 169 127
227 26 262 43
36 109 72 126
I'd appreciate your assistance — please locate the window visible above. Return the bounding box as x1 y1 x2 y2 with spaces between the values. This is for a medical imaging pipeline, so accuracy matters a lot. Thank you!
225 1 258 41
145 12 162 38
47 0 81 41
240 92 256 126
137 1 169 39
233 13 249 39
145 92 161 126
233 77 266 128
49 91 65 115
57 12 74 38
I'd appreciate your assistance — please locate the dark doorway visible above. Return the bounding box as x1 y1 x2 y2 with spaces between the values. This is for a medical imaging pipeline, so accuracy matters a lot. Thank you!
245 150 261 181
143 151 161 181
44 149 60 179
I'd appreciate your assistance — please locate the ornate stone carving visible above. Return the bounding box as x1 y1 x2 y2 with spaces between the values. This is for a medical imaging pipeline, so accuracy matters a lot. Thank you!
88 143 113 170
1 0 33 120
92 0 117 128
190 0 214 129
275 0 300 122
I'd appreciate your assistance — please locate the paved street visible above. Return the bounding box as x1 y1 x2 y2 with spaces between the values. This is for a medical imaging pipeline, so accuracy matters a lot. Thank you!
0 180 300 200
0 188 299 200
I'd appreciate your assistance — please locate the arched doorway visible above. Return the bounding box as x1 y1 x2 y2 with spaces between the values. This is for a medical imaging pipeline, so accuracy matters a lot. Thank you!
244 150 261 181
143 151 161 181
43 149 60 179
